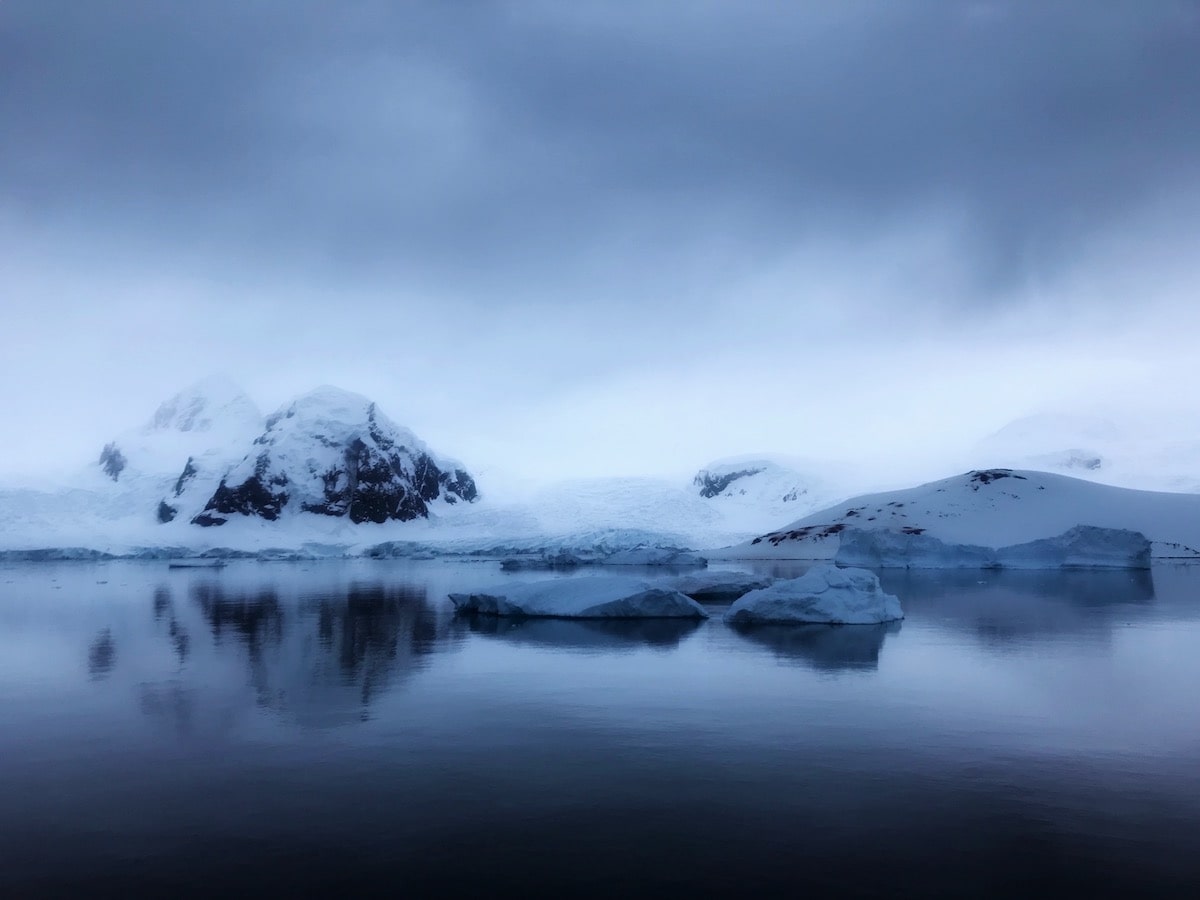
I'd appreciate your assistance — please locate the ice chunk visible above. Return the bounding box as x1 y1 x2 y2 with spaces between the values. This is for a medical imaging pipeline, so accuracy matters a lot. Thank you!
725 565 903 625
449 575 708 619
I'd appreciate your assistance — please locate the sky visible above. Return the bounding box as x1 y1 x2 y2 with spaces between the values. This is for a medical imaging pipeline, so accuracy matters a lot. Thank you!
3 0 1200 488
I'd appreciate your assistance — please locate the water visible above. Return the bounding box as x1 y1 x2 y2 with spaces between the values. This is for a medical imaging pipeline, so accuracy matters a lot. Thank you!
2 561 1199 897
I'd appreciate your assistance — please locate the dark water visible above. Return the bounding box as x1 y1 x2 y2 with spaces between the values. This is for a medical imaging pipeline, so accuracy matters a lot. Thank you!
2 561 1199 898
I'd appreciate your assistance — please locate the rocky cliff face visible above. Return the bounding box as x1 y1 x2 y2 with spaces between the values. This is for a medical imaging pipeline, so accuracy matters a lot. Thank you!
192 387 478 526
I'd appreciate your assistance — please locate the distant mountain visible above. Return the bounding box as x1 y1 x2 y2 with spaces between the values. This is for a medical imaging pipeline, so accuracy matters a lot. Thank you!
93 375 263 488
717 469 1200 566
689 457 847 527
192 386 478 526
974 412 1200 493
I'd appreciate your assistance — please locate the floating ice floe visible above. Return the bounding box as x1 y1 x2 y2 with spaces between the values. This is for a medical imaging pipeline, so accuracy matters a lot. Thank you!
724 565 903 625
449 575 708 619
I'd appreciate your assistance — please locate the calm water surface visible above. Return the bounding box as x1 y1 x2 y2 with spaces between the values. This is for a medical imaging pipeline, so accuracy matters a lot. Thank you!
2 560 1199 897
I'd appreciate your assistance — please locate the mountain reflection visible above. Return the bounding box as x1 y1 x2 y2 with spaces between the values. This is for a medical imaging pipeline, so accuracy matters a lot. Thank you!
730 622 901 671
192 582 284 657
313 585 440 707
134 579 453 727
87 628 116 679
877 569 1157 647
460 615 702 652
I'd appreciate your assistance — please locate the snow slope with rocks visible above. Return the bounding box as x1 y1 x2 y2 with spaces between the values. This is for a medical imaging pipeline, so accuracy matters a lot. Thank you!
191 386 477 527
718 469 1200 567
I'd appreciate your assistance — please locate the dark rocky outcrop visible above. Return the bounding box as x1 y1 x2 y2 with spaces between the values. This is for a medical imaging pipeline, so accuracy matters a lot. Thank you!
99 443 127 481
193 454 289 526
693 467 764 498
173 457 198 496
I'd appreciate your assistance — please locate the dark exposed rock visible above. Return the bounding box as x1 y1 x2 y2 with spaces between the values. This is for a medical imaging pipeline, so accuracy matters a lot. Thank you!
157 501 178 523
173 457 198 497
969 469 1027 486
99 443 126 481
693 467 764 498
441 468 478 502
195 453 288 524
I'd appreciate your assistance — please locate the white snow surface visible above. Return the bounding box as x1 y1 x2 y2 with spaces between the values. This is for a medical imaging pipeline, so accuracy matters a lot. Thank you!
691 456 852 530
448 575 709 619
975 413 1200 493
718 469 1200 565
725 565 903 625
0 377 263 545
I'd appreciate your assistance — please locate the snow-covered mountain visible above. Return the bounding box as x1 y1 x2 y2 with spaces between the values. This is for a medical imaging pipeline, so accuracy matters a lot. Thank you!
0 380 482 552
975 413 1200 493
191 386 477 527
90 375 263 489
717 469 1200 566
690 457 845 530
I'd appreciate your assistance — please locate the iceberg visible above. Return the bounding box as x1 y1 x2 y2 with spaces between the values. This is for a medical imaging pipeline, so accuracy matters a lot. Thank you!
449 575 708 619
725 565 903 625
835 525 1151 570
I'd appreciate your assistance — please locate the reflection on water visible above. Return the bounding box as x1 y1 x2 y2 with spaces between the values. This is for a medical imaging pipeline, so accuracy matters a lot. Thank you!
157 578 448 725
1 560 1199 896
730 621 901 671
877 568 1158 648
459 614 702 651
87 627 116 679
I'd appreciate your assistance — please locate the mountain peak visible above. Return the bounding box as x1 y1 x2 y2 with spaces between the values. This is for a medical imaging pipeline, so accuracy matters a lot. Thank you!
193 389 477 526
146 375 261 434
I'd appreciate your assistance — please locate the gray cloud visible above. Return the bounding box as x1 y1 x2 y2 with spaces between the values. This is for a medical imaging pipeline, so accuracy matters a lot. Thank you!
3 1 1200 484
4 0 1199 299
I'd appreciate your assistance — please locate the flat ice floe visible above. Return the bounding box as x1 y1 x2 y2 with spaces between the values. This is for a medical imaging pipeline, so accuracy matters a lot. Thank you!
449 575 709 619
725 565 903 625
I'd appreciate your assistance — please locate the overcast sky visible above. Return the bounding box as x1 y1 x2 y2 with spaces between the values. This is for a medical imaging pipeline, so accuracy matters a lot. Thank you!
3 1 1199 488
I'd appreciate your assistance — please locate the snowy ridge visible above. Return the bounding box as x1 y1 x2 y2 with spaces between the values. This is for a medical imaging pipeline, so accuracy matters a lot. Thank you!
718 469 1200 565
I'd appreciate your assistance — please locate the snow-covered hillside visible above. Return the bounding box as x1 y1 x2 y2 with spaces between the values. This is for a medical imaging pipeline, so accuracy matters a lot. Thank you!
717 469 1200 566
0 378 263 544
975 413 1200 493
690 457 845 532
0 381 481 553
